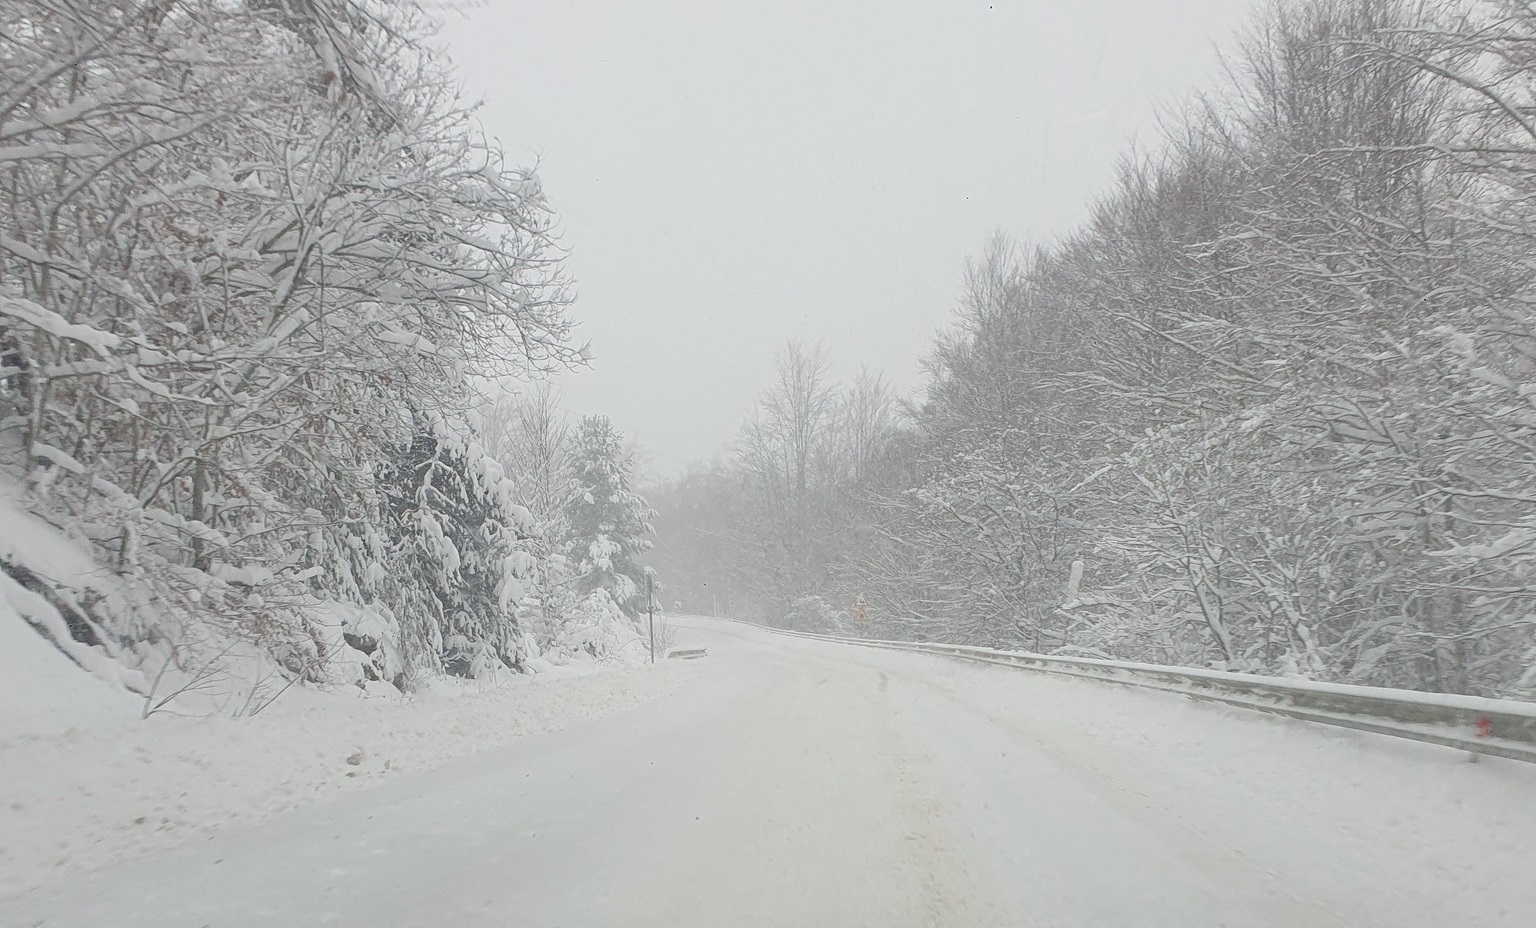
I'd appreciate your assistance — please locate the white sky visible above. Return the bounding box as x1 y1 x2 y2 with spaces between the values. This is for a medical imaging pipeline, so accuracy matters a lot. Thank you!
441 0 1260 476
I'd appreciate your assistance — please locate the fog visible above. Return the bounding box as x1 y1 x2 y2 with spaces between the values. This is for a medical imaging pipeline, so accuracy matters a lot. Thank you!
7 1 1536 924
442 0 1259 472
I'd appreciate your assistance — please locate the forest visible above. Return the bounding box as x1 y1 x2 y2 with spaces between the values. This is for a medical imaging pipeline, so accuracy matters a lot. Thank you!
647 0 1536 698
0 0 656 708
7 0 1536 705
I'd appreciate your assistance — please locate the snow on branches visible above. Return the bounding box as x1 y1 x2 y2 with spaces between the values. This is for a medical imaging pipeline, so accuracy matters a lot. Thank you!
0 0 574 699
652 0 1536 700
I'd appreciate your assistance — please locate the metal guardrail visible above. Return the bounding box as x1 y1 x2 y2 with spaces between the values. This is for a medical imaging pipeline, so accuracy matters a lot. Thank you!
714 619 1536 764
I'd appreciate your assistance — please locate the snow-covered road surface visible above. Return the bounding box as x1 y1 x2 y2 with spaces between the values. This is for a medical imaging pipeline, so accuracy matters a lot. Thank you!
5 616 1536 927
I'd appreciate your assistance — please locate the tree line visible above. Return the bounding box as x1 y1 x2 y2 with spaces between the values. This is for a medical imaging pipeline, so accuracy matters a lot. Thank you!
649 0 1536 698
0 0 654 704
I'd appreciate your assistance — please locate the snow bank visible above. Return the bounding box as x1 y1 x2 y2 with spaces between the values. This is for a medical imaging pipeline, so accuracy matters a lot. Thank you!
0 582 136 737
0 483 96 583
0 483 698 895
0 657 701 895
0 487 139 737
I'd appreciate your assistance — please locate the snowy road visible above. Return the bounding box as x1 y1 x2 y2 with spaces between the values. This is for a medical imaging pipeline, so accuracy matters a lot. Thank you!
6 616 1536 927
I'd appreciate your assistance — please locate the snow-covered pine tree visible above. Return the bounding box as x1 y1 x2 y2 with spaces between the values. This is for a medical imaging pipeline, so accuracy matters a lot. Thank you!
376 421 535 680
565 416 654 610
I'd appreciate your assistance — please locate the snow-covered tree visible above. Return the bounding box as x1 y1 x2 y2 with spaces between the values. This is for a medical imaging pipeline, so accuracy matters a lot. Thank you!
657 0 1536 698
0 0 576 696
565 415 654 609
375 423 534 678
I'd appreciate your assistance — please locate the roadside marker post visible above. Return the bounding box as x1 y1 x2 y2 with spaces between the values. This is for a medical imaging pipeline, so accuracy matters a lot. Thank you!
645 568 657 664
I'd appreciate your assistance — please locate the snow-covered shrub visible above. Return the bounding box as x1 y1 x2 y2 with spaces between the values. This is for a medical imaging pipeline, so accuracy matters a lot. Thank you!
548 590 648 667
786 595 843 634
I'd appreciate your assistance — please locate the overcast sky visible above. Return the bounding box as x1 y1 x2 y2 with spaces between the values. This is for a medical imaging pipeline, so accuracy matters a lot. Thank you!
441 0 1259 477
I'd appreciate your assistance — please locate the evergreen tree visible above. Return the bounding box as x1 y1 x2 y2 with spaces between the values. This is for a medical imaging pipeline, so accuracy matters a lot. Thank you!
565 417 655 609
377 425 531 679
